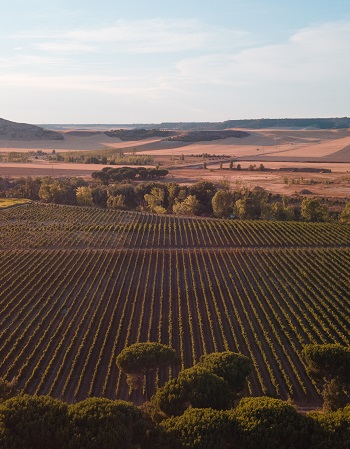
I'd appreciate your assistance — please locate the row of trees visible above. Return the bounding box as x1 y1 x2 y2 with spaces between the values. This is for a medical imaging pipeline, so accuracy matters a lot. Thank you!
0 395 146 449
92 167 169 183
1 393 349 449
116 343 350 416
0 343 349 448
1 176 349 222
104 181 349 221
116 343 350 449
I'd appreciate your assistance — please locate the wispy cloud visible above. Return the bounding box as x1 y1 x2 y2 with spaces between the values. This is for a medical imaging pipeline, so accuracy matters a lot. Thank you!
173 20 350 86
0 73 160 97
35 42 96 53
8 18 250 55
2 19 350 94
0 54 67 70
1 17 350 122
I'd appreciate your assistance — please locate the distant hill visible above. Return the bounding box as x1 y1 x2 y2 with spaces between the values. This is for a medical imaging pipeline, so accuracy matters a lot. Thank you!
217 117 350 130
42 117 350 132
0 118 63 140
155 117 350 130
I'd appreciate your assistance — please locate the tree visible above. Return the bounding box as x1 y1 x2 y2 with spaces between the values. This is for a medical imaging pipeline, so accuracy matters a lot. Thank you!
167 183 182 210
151 366 231 417
38 177 54 202
261 201 295 221
302 344 350 410
116 343 179 401
107 193 126 210
212 190 234 218
310 406 350 449
322 378 349 412
189 181 217 215
76 186 93 206
68 398 147 449
196 351 251 400
91 186 108 207
91 171 110 184
302 344 350 386
158 408 233 449
107 184 137 209
300 198 329 222
172 195 200 216
339 202 350 222
38 178 79 204
144 188 166 214
234 198 257 219
0 377 20 401
232 397 311 449
0 395 71 449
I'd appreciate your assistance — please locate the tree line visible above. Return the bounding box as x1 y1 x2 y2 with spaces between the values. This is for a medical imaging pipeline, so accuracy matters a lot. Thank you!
0 343 349 448
0 175 349 222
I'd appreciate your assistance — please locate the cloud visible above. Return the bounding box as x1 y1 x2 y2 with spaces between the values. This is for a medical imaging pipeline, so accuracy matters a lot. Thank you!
10 18 249 55
0 73 159 97
0 54 67 70
69 18 249 53
35 42 96 53
1 18 350 121
173 20 350 87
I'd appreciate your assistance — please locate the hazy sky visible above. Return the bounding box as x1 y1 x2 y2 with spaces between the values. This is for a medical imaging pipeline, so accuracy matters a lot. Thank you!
1 0 350 123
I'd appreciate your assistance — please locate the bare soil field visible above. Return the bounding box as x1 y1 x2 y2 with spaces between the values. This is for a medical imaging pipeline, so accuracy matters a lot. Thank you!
136 128 350 161
2 128 350 157
0 162 101 177
166 167 350 198
1 127 350 198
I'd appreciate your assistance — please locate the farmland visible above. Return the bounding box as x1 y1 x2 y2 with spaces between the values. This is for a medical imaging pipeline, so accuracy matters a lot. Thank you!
0 203 349 406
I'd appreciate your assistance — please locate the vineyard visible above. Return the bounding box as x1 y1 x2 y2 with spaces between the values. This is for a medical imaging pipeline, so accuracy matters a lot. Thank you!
0 203 349 406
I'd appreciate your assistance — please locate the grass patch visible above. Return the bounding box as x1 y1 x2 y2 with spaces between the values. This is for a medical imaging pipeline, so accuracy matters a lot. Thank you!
0 198 32 209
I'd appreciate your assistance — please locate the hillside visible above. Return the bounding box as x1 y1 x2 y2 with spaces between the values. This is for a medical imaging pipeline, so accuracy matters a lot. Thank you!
0 118 63 140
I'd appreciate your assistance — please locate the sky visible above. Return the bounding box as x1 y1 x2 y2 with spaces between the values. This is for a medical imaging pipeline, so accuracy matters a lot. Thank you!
1 0 350 124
